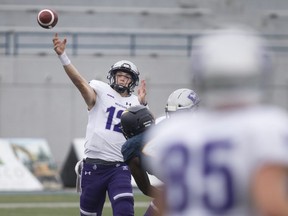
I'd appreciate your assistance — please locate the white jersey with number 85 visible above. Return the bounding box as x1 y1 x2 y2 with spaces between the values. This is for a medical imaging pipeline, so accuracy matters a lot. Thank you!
145 105 288 216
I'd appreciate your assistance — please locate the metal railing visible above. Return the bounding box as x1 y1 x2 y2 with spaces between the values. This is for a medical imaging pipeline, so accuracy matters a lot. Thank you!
0 30 197 56
1 30 288 56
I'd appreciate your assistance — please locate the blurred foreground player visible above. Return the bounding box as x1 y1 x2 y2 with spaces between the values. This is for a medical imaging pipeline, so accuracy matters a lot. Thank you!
121 105 162 216
145 27 288 216
53 33 148 216
156 88 200 124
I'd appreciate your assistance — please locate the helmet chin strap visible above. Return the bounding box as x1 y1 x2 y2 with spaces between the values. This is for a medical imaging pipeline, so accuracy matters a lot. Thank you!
111 84 129 94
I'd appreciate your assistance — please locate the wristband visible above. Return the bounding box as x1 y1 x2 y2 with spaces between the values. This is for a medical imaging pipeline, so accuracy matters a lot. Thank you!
58 52 71 66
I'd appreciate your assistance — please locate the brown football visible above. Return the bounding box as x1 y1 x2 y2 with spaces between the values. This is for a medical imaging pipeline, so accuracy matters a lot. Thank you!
37 9 58 29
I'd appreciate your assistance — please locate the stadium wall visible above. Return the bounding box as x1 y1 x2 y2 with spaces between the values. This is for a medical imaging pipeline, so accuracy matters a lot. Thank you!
1 52 288 173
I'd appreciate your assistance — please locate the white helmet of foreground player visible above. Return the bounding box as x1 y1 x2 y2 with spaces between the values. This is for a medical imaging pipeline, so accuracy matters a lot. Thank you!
191 26 272 108
165 88 200 117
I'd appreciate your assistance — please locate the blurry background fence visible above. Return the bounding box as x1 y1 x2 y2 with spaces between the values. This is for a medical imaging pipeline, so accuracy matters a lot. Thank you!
2 30 288 56
0 30 196 56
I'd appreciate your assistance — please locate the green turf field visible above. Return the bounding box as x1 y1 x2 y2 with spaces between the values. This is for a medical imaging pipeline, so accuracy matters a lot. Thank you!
0 190 152 216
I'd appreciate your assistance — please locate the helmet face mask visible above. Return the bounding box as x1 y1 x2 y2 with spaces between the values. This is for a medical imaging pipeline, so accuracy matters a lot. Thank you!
120 105 155 139
107 60 140 94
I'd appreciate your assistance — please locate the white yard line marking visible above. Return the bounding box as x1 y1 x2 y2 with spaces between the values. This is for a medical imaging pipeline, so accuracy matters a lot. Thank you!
0 202 149 208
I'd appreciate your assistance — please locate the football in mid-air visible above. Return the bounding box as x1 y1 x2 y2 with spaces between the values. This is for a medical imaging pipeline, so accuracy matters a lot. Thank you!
37 9 58 29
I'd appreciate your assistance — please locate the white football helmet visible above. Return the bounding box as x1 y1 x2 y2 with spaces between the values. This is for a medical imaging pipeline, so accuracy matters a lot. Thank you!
191 26 272 108
107 60 140 94
165 88 200 117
